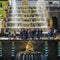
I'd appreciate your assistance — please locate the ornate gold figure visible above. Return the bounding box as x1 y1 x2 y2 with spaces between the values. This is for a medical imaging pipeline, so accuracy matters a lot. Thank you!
25 40 34 54
22 0 28 6
50 18 53 28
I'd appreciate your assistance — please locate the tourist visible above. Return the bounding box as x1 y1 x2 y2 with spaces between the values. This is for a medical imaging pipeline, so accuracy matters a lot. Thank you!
53 29 57 39
20 29 23 39
8 30 11 40
36 29 41 40
40 29 43 40
33 29 36 39
47 27 51 40
27 29 31 40
22 29 25 39
35 29 38 40
13 29 16 40
31 29 35 40
25 29 28 40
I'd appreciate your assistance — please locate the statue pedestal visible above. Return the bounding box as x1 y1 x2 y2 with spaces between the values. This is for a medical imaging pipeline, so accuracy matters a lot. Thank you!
16 51 44 60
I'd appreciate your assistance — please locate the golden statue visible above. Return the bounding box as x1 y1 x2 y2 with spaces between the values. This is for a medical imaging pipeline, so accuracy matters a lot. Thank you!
22 0 28 6
25 40 34 54
50 18 53 28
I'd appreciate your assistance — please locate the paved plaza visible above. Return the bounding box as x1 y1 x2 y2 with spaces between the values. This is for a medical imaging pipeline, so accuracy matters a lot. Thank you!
0 36 57 40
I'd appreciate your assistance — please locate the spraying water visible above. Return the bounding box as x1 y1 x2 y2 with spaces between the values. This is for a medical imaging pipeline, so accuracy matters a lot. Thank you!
11 0 18 27
8 0 21 33
7 0 48 34
36 0 48 34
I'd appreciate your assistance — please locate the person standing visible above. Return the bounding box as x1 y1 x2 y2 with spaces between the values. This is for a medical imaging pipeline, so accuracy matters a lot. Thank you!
47 27 51 40
27 29 31 40
13 29 16 40
40 29 43 40
53 29 57 39
25 29 28 40
8 29 11 40
20 29 23 39
36 29 41 40
31 29 34 40
22 29 25 39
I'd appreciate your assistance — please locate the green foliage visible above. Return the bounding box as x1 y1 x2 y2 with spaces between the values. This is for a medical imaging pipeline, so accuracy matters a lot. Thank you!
0 1 7 19
0 1 8 9
0 9 5 19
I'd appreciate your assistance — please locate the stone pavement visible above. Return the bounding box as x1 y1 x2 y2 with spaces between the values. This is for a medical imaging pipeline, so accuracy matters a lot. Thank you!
0 37 54 40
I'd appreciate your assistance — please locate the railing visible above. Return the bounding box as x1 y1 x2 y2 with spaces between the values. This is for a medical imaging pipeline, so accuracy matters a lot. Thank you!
0 40 59 60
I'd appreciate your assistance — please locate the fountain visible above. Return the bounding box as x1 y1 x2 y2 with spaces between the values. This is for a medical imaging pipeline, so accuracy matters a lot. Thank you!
7 0 21 33
11 0 19 31
36 0 48 34
7 0 48 60
7 0 48 34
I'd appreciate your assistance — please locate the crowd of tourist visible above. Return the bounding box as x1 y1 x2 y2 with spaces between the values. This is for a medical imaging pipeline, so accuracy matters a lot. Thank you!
19 29 43 40
5 29 43 40
47 27 57 40
0 28 58 40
